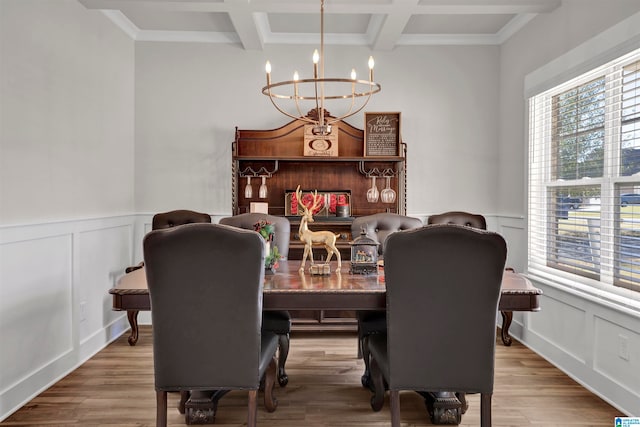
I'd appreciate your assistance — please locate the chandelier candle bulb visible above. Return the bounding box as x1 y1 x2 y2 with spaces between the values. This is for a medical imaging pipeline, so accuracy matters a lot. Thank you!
351 69 356 93
313 50 319 78
265 61 271 84
368 56 374 81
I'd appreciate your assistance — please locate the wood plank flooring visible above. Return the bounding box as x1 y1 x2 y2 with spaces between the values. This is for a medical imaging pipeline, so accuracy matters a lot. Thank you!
2 327 621 426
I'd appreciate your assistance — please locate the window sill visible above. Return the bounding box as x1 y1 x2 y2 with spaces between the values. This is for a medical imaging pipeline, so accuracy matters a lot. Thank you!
526 268 640 318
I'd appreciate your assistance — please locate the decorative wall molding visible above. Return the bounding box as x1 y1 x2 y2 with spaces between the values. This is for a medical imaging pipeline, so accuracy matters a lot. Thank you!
2 212 639 420
0 216 135 421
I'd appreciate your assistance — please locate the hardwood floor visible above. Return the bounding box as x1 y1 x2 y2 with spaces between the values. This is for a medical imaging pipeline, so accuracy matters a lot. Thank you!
2 326 621 426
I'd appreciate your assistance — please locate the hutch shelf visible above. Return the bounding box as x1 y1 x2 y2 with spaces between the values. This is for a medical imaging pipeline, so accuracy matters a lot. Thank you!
233 111 406 221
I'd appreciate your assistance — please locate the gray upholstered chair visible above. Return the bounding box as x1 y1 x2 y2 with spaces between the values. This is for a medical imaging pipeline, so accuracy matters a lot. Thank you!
350 213 423 388
143 223 278 427
367 224 507 427
151 209 212 230
351 213 423 255
428 210 487 230
351 212 423 387
219 213 292 387
122 209 212 346
125 209 211 274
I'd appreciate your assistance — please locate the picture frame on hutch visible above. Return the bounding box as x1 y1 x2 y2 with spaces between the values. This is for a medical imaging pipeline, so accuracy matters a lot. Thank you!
364 112 401 157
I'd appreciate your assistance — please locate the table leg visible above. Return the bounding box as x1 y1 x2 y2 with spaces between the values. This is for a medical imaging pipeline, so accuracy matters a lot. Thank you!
185 391 216 424
422 391 463 425
126 310 139 346
500 310 513 346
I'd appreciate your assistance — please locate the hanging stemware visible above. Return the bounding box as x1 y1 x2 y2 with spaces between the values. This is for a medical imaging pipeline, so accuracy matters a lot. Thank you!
244 176 253 199
380 176 396 204
259 176 268 199
366 176 379 203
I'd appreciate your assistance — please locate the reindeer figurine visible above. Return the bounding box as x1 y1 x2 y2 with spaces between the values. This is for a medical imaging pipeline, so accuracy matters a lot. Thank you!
295 185 342 273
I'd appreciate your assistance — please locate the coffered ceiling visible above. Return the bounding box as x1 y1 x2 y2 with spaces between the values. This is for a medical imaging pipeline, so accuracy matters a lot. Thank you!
78 0 561 50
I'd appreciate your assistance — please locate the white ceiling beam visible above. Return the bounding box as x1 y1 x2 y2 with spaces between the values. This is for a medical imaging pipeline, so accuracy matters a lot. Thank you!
227 11 265 50
372 12 412 51
80 0 560 15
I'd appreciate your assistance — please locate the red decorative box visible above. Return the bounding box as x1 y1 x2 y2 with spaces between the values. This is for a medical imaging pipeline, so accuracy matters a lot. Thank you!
285 190 351 217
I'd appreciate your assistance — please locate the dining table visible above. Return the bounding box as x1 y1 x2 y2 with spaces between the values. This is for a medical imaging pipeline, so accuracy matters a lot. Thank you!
109 260 541 347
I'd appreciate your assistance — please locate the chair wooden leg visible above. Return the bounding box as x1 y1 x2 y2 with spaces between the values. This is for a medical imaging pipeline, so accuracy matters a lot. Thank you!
178 390 189 414
263 357 278 412
369 356 385 412
277 333 290 387
247 390 258 427
156 390 167 427
390 390 401 427
480 393 492 427
360 335 372 389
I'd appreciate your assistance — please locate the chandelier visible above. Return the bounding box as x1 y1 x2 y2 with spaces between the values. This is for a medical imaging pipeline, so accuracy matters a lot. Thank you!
262 0 381 136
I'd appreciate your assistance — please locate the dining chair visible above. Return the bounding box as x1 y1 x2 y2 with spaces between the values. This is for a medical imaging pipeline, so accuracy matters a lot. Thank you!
351 212 423 255
125 209 211 273
427 210 487 229
121 209 212 347
144 223 278 427
219 212 292 387
350 213 423 388
367 224 507 427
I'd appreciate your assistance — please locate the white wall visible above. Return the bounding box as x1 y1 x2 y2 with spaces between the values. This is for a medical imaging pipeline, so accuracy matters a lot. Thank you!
498 0 640 416
0 1 135 421
134 43 500 218
0 0 135 224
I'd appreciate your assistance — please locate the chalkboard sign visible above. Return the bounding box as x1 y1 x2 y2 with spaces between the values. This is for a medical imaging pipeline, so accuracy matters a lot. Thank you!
364 112 401 156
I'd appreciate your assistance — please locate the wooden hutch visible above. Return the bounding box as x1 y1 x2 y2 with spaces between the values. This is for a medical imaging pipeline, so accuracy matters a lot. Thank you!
233 110 406 328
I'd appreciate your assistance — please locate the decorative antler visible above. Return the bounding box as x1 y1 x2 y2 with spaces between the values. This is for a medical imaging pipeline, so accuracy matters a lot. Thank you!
296 186 323 216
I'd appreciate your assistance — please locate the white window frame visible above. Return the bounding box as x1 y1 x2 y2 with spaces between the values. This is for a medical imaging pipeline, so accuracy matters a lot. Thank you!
528 49 640 308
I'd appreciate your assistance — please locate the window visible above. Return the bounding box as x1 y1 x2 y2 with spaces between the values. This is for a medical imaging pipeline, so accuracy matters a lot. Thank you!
529 49 640 293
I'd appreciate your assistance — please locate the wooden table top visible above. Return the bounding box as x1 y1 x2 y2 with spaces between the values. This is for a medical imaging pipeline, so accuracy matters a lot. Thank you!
109 260 541 346
110 261 384 294
110 260 540 309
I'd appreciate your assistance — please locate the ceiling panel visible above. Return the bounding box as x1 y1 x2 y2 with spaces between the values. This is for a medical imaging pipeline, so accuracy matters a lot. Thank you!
123 10 234 32
403 14 515 35
269 13 371 34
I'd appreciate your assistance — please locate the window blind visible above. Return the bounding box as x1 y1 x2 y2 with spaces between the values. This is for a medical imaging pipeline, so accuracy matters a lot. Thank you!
528 49 640 293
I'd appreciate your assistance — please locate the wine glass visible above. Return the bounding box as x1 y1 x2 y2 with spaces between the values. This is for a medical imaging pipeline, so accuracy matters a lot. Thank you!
366 176 379 203
244 176 253 199
380 176 396 204
259 176 268 199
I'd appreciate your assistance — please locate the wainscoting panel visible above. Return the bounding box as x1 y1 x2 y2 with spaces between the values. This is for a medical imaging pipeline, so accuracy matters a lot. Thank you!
525 276 640 415
0 233 73 394
497 215 526 273
528 291 588 363
77 224 133 356
593 316 640 396
0 216 135 422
